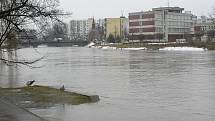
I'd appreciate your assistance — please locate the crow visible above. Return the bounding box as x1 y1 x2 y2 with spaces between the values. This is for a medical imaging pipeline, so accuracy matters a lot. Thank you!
60 85 65 91
26 80 35 86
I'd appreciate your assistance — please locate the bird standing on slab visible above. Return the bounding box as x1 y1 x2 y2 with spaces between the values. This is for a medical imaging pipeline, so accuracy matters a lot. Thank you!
60 85 65 91
26 80 35 86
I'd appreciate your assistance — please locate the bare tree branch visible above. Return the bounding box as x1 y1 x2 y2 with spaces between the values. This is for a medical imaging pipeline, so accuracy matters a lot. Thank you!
0 55 45 68
0 0 71 66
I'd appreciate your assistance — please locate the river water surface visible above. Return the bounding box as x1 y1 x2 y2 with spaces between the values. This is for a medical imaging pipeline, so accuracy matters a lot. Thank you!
1 47 215 121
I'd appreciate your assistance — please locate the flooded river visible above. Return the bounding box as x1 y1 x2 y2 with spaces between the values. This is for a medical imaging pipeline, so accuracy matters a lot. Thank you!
1 47 215 121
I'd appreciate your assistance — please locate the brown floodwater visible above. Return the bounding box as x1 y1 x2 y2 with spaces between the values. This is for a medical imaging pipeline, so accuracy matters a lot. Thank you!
1 47 215 121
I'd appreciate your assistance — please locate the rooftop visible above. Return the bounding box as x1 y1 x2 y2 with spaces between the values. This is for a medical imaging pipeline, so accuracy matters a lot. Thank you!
129 7 185 15
152 7 184 13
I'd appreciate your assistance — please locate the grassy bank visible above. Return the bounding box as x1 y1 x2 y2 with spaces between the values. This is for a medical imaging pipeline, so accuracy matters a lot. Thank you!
0 85 99 108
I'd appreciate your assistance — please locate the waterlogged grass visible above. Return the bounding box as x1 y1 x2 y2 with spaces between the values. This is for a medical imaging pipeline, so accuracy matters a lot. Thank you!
0 85 99 108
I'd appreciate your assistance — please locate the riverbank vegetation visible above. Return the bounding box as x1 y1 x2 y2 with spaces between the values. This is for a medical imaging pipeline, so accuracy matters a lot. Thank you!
0 85 99 108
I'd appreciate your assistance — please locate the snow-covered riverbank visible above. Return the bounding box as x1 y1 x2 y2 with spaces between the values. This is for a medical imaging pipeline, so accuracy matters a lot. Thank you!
89 45 207 51
91 45 146 51
159 47 207 51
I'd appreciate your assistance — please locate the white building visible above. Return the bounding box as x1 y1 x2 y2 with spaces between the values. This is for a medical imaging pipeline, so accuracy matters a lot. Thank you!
86 18 94 34
194 16 215 42
70 18 95 41
195 16 215 32
70 20 87 41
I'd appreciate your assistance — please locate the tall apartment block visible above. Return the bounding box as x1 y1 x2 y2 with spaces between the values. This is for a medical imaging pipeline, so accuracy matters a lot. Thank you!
129 7 197 42
70 18 94 41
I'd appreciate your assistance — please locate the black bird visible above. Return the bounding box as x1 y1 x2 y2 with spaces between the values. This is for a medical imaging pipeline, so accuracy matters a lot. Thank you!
26 80 35 86
60 85 65 91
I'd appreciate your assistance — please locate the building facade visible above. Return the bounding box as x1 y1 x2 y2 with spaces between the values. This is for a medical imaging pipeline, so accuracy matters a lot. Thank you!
194 16 215 42
70 20 87 41
70 18 94 41
86 18 94 35
104 17 129 41
129 7 197 42
96 19 105 42
195 16 215 32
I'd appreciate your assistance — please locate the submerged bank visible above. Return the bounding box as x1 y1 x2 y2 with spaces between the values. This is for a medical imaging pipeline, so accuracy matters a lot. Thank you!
0 85 99 108
92 42 215 51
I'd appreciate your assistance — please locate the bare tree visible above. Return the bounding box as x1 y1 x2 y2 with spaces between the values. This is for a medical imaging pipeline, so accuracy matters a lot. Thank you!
0 0 70 66
0 0 69 47
45 22 68 41
209 5 215 23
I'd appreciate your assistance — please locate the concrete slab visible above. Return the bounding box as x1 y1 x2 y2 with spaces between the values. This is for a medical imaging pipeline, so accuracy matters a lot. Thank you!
0 99 46 121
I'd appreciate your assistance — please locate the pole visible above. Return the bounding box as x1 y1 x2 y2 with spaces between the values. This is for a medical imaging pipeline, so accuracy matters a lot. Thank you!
163 10 168 42
168 0 170 7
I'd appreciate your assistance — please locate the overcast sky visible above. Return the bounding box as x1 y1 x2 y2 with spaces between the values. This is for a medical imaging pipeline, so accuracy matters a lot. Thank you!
59 0 215 20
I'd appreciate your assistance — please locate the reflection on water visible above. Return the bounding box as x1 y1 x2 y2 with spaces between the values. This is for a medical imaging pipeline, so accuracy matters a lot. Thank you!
1 47 215 121
0 50 19 88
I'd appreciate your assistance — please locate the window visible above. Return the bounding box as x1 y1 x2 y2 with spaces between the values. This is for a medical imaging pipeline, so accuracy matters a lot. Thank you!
140 28 144 32
156 27 163 32
155 21 162 26
155 14 162 19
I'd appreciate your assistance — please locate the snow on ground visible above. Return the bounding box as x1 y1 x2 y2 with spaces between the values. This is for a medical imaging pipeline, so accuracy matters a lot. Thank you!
86 42 95 47
95 46 146 51
101 46 117 50
148 43 168 45
159 47 207 51
90 45 206 51
121 47 146 50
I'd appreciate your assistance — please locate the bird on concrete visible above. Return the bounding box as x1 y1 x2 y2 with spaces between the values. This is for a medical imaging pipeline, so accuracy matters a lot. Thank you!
26 80 35 86
60 85 65 91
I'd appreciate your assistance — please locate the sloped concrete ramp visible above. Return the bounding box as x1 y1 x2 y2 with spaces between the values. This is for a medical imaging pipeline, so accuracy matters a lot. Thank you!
0 99 46 121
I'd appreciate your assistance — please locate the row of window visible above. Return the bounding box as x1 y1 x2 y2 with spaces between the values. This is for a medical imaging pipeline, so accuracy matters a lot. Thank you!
129 14 155 19
155 14 192 20
130 21 192 27
130 27 190 33
168 28 190 33
201 26 215 31
155 28 190 33
130 27 191 33
129 28 155 33
170 28 189 33
130 21 155 26
155 21 192 27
